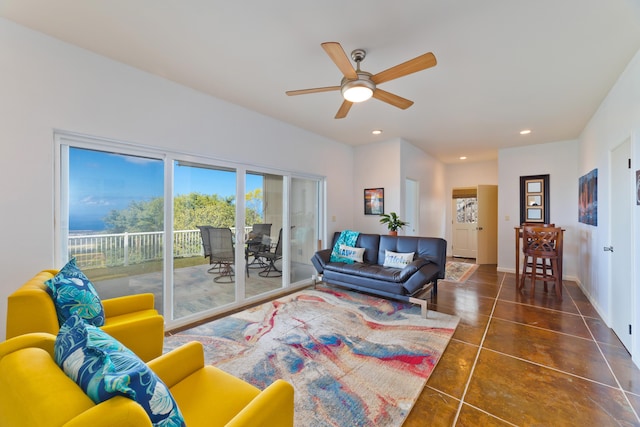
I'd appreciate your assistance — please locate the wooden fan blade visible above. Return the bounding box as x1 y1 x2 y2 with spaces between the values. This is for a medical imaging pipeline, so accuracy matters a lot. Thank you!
286 86 341 96
372 89 414 110
322 42 357 79
371 52 437 85
335 100 353 119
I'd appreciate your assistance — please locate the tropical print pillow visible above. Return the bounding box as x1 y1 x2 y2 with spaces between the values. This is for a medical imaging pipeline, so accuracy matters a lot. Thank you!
45 258 105 327
55 315 185 427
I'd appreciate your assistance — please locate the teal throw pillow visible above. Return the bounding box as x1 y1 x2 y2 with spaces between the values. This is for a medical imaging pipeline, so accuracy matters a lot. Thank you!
45 258 105 327
54 315 185 427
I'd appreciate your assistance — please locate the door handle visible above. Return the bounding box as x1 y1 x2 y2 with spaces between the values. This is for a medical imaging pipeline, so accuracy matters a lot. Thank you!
476 226 483 231
604 246 614 252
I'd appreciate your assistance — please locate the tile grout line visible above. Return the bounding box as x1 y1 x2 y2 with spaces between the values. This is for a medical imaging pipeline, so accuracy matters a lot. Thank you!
566 285 640 423
492 315 598 342
425 384 520 427
451 270 506 425
480 346 630 391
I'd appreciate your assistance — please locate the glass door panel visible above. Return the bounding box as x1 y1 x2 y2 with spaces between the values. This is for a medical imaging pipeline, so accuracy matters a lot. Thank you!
290 177 320 283
172 161 237 320
66 147 165 314
245 171 283 298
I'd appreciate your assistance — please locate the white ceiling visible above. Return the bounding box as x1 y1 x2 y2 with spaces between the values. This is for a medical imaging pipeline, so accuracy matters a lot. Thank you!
2 0 640 163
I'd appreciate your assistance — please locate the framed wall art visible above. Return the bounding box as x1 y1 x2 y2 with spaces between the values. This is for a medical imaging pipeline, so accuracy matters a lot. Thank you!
579 168 598 226
520 174 550 224
364 188 384 215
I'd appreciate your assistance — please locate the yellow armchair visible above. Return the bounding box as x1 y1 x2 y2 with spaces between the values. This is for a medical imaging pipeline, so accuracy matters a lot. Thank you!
0 333 294 427
148 340 294 427
6 270 164 361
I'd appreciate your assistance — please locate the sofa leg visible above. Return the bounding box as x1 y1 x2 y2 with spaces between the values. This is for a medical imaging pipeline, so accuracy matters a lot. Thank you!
409 296 428 318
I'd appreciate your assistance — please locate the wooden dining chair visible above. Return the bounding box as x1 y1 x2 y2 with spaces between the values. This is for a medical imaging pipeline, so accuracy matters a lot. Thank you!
521 222 556 278
519 225 563 298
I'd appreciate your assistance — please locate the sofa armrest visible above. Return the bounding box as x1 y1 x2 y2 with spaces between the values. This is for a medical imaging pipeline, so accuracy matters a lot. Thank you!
102 314 164 362
311 248 332 273
319 248 332 261
0 332 56 359
226 379 294 427
147 341 205 388
63 396 152 427
6 271 60 338
407 257 431 270
102 293 156 317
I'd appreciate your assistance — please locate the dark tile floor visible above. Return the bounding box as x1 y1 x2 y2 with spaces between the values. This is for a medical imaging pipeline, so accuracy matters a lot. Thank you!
404 262 640 426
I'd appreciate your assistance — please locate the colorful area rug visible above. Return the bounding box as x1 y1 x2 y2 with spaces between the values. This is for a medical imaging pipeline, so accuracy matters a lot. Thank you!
163 286 459 426
445 261 479 283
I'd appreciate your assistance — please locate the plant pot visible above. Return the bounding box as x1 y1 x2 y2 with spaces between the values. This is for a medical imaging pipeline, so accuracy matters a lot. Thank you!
389 231 398 236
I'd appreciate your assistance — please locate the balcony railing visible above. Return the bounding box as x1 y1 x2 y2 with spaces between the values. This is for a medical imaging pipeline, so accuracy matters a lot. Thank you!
68 227 251 269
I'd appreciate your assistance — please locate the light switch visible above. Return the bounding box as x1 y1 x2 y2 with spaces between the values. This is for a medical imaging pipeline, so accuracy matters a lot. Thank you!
505 215 510 221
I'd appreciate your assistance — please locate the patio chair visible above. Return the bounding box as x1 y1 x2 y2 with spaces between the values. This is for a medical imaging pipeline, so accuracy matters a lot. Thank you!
198 225 234 277
245 223 272 276
257 228 283 278
197 225 215 271
207 227 235 282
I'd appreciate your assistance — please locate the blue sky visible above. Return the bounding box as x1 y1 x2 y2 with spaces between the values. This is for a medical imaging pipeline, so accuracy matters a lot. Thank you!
69 147 262 231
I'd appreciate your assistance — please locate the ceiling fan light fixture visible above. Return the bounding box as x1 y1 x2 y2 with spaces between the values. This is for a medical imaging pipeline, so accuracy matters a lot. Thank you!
342 79 375 103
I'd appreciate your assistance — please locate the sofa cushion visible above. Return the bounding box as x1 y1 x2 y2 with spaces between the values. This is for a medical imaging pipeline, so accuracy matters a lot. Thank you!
382 250 415 268
45 258 105 327
55 315 185 427
324 257 430 283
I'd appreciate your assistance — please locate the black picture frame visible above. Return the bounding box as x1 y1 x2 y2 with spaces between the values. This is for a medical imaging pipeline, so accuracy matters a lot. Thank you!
520 174 550 224
364 188 384 215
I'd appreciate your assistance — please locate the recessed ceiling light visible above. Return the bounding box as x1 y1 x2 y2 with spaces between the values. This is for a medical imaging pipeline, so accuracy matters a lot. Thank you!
520 129 532 135
459 156 467 160
372 129 382 135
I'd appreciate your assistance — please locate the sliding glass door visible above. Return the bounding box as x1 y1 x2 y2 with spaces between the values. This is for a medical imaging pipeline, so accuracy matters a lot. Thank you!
244 171 284 299
56 132 324 329
172 161 237 321
290 177 320 283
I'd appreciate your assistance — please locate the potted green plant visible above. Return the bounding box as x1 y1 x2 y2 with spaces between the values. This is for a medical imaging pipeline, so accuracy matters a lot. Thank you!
379 212 408 236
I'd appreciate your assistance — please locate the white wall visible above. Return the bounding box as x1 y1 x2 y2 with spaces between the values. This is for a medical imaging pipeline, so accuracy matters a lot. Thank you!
352 138 447 237
353 139 402 234
578 47 640 364
0 18 356 340
400 139 447 238
497 140 579 279
444 159 498 255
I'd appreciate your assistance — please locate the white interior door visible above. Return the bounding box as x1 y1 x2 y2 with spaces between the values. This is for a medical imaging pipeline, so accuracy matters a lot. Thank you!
452 196 477 258
405 178 419 236
611 138 633 351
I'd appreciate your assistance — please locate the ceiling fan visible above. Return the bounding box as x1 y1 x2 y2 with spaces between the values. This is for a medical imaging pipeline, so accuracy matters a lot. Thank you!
286 42 437 119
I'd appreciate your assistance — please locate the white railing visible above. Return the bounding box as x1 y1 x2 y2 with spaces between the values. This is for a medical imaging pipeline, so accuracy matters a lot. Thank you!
69 227 251 269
